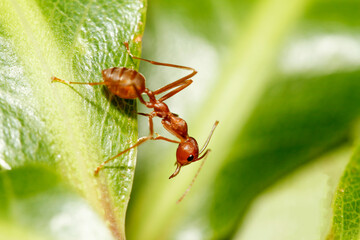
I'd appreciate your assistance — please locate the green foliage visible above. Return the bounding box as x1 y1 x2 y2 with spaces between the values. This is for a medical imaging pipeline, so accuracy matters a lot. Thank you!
0 165 114 239
127 0 360 239
2 0 360 239
0 0 146 239
331 146 360 239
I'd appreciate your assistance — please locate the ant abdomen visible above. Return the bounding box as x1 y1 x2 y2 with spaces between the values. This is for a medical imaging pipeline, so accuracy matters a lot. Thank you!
102 67 146 99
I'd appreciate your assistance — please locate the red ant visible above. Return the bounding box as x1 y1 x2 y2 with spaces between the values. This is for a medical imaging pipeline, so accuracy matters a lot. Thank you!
52 42 218 182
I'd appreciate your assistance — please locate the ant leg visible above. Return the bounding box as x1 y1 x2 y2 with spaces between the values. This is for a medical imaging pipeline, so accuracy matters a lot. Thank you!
137 113 180 143
94 135 151 175
158 79 193 102
123 42 197 95
94 113 156 175
138 112 179 117
124 42 196 73
132 83 147 105
153 133 180 144
137 112 149 117
52 76 106 86
152 75 194 96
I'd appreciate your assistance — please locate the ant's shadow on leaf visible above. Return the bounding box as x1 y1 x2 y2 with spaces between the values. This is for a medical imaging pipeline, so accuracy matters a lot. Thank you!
57 83 137 122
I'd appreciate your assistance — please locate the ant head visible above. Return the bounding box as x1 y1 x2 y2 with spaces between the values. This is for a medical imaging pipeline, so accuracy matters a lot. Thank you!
168 121 219 180
169 137 199 179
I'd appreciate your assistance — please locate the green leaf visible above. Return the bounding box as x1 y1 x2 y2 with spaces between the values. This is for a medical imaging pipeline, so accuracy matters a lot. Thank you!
0 165 113 240
235 147 349 240
0 0 146 238
210 70 360 238
329 145 360 239
0 220 48 240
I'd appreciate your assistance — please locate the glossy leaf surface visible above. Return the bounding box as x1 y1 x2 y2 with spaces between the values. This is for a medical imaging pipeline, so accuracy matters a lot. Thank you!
0 0 146 238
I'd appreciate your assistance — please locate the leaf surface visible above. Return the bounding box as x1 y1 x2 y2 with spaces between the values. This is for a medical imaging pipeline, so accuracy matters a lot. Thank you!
0 0 146 238
0 166 113 240
329 145 360 239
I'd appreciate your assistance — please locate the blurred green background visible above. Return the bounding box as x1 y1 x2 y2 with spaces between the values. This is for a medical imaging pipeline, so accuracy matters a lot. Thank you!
127 0 360 239
1 0 360 239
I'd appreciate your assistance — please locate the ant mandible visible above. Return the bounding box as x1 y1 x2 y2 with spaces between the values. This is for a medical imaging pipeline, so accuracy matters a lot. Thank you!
52 42 219 180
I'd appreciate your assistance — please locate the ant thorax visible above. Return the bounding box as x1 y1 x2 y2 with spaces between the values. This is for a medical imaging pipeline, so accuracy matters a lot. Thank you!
153 101 169 113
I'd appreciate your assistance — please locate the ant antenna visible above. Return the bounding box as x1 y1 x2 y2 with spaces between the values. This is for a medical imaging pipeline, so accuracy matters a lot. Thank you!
199 121 219 155
177 149 211 204
177 121 219 203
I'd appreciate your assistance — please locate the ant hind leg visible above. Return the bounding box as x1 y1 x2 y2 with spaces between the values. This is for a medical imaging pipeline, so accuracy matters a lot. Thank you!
123 42 197 97
52 76 106 86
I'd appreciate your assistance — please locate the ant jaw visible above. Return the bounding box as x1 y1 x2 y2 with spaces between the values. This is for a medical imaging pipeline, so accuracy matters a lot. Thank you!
169 162 182 179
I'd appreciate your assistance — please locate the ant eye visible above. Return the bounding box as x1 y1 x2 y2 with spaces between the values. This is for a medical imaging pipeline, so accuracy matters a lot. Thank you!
187 155 194 161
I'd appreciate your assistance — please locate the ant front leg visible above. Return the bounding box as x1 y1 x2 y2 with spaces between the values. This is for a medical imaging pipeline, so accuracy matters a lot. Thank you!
94 135 151 175
138 113 180 144
153 133 180 144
